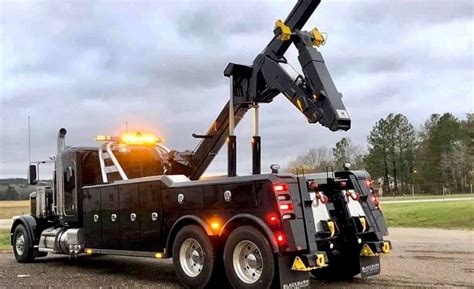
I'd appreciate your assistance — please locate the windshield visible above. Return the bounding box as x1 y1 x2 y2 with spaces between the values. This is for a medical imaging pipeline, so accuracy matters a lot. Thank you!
113 146 164 179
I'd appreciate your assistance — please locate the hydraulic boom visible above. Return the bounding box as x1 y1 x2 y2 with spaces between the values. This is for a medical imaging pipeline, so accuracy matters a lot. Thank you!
168 0 350 180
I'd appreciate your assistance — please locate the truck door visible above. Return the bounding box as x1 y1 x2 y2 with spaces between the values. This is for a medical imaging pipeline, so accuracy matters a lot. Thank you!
139 182 162 252
119 184 141 250
101 186 121 250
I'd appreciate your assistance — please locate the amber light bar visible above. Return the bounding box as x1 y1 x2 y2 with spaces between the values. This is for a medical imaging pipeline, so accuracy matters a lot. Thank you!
94 132 164 145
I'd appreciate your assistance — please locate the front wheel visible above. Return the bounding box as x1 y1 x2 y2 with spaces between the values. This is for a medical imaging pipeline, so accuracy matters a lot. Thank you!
13 224 35 263
172 225 216 288
223 226 275 289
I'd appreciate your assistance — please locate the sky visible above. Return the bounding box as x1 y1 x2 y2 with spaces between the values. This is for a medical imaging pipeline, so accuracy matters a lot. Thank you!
0 0 473 178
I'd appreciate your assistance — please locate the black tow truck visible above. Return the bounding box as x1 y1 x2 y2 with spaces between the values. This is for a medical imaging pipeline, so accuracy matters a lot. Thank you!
11 1 391 288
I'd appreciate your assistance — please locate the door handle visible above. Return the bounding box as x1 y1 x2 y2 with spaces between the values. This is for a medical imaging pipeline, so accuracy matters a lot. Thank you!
151 212 159 221
93 214 99 223
130 213 137 222
111 213 117 222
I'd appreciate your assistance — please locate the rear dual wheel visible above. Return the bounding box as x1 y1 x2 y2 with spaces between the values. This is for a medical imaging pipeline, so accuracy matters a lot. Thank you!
223 226 274 289
172 224 275 288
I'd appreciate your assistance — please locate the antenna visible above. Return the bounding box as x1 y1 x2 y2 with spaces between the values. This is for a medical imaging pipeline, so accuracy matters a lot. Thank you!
125 120 128 133
28 116 31 164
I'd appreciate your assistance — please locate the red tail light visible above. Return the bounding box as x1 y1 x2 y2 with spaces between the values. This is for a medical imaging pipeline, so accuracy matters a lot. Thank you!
267 213 280 226
272 182 295 223
279 203 293 211
273 183 288 193
275 232 286 244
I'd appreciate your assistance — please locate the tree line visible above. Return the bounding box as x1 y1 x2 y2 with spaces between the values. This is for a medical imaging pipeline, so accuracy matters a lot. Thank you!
286 113 473 196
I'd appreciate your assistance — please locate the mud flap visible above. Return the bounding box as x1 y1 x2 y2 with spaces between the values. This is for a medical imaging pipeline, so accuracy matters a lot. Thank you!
274 253 310 289
359 256 381 278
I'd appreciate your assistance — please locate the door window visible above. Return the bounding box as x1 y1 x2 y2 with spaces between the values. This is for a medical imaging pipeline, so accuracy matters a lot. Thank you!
64 161 77 215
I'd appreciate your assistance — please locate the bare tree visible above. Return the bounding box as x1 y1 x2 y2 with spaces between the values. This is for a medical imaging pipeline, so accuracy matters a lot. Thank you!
286 147 333 173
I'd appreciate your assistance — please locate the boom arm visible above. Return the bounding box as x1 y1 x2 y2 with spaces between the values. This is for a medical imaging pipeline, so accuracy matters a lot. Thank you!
168 0 350 179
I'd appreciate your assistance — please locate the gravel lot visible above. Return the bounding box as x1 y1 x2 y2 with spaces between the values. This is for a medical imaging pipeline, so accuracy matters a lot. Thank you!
0 228 472 288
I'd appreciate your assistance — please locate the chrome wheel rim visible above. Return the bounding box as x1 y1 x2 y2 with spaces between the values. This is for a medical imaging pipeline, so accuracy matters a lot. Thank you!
233 240 263 284
15 232 25 256
179 238 204 277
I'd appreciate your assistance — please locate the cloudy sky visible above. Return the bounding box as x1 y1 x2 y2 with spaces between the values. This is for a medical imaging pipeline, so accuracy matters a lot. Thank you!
1 0 472 178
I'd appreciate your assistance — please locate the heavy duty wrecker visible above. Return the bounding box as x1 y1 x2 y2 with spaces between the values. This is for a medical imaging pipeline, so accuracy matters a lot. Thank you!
11 0 391 288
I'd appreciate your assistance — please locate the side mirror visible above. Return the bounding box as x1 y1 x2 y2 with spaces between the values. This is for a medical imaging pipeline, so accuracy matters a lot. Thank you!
28 164 38 185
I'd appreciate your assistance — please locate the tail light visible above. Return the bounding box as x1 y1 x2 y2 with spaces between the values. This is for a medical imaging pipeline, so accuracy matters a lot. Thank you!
270 182 296 223
266 213 280 226
275 232 286 244
273 183 288 193
279 203 293 211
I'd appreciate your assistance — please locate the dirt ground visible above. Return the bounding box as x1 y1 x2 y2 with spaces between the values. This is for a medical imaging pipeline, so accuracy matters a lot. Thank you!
0 228 472 288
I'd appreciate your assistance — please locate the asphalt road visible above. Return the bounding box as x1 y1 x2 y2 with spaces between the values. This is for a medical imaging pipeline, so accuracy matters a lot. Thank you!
0 228 473 288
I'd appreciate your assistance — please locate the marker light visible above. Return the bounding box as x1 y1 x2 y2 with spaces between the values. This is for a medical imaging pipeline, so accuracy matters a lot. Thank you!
210 222 220 230
94 135 114 141
155 252 163 258
273 183 288 193
85 249 93 255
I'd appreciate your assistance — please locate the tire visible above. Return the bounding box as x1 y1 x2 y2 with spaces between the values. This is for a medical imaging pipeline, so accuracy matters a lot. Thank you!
172 225 217 288
13 224 35 263
310 251 360 281
223 226 274 289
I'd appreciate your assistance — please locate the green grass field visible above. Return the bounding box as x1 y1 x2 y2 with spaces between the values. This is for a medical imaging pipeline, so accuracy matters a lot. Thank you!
382 199 474 230
0 230 11 251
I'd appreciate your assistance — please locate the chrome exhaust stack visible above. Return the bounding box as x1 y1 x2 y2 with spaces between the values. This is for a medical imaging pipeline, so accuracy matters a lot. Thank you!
55 128 67 219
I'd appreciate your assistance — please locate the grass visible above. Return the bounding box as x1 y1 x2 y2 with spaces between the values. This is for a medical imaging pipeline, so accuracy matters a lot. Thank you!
383 199 474 230
0 200 30 219
0 230 11 251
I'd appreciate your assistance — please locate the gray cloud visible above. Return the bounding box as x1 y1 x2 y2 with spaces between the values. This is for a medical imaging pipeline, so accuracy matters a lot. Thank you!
1 0 472 178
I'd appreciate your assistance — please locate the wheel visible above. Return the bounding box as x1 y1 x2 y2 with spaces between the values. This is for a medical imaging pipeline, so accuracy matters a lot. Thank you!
172 225 216 288
223 226 274 289
310 250 360 281
13 224 35 263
